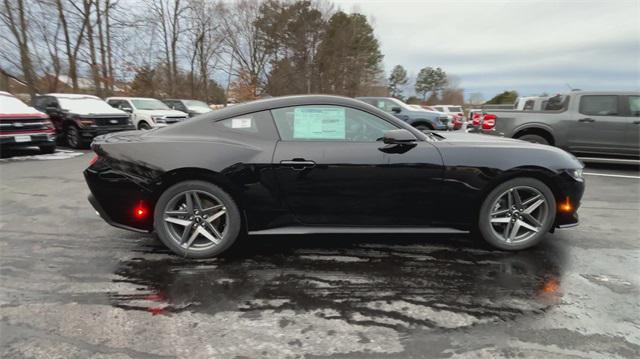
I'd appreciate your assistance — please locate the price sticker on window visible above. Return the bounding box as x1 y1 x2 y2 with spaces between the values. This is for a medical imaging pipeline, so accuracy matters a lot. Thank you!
231 118 252 129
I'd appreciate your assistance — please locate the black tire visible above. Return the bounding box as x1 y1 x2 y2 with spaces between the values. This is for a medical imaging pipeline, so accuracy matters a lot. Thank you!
39 144 56 154
138 121 152 130
517 134 549 145
414 123 433 131
66 124 85 149
477 177 556 251
154 180 243 258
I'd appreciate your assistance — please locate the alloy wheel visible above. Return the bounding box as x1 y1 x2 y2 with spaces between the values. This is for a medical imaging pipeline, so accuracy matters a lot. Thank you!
488 186 549 245
162 190 227 251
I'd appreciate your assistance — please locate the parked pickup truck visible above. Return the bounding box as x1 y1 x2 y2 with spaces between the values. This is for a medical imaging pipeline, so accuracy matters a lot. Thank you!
475 91 640 159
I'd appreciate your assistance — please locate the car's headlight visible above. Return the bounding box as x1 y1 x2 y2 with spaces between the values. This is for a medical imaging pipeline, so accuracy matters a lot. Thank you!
151 116 166 123
566 168 584 181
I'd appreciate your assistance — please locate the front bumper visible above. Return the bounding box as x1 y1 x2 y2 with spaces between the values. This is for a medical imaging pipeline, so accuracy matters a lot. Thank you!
79 125 136 140
553 173 585 228
0 132 56 147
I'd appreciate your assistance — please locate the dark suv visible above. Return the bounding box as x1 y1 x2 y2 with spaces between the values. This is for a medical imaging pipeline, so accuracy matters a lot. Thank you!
33 94 134 148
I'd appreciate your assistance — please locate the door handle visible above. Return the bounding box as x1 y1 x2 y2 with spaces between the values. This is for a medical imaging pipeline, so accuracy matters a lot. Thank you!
578 118 595 123
280 159 316 170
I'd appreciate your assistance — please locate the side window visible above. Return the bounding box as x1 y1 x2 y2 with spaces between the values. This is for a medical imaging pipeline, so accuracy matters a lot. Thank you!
122 100 133 110
107 100 120 108
215 110 278 140
271 105 397 142
579 95 618 116
33 97 46 110
523 100 535 111
628 96 640 117
434 106 444 112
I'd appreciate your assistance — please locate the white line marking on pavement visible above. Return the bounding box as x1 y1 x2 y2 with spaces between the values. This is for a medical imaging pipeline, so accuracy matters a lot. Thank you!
584 172 640 179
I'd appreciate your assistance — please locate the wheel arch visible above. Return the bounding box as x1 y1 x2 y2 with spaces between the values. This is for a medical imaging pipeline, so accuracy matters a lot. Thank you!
410 119 434 129
153 167 248 229
472 166 561 223
513 125 555 145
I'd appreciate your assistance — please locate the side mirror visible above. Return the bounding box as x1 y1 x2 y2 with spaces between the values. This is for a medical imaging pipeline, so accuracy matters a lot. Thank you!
391 106 401 113
382 129 417 144
121 107 132 113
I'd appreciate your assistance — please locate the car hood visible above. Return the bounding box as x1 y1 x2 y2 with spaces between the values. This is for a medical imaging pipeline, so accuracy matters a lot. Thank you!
438 131 526 145
434 132 583 170
136 109 188 117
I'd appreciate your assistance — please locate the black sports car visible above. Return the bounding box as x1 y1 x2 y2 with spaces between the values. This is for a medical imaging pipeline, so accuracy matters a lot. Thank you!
84 95 584 258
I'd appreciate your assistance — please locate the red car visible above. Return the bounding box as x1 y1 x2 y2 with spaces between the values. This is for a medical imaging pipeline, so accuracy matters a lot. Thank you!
0 91 56 154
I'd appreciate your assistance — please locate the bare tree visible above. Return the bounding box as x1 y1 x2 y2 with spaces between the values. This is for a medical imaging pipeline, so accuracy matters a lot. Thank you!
148 0 187 96
220 0 270 98
186 0 223 100
1 0 38 98
56 0 90 91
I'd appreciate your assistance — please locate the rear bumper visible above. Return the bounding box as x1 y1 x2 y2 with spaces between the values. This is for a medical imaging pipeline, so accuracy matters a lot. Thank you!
84 166 155 232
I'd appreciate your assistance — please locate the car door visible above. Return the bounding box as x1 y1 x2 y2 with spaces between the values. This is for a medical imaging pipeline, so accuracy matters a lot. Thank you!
270 104 443 226
568 94 628 155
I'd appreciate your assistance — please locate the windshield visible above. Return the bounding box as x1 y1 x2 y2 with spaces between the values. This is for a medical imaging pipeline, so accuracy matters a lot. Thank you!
183 100 210 110
0 94 35 113
132 99 170 110
449 106 462 112
57 97 120 113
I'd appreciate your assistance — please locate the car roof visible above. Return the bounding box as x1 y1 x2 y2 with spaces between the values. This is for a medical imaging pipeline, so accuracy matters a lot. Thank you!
43 93 101 99
154 94 428 139
566 90 640 96
106 96 157 100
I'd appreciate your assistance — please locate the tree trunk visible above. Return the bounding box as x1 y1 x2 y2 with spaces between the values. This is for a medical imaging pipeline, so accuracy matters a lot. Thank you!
96 0 109 95
84 0 101 96
105 0 114 92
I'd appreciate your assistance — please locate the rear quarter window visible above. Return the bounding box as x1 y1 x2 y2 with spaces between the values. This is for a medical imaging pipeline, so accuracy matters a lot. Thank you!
214 110 278 141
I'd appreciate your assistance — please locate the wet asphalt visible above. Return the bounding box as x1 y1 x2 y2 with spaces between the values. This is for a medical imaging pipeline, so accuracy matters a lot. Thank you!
0 148 639 358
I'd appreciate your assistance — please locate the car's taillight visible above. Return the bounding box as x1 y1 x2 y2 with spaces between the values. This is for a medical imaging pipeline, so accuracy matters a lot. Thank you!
89 154 99 166
482 114 496 129
472 113 481 126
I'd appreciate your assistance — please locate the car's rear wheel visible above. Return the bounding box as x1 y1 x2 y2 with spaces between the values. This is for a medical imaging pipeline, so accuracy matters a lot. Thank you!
478 178 556 250
517 134 549 145
154 180 242 258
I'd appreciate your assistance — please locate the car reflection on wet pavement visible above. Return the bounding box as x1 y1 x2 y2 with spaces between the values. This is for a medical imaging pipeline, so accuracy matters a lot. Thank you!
1 151 639 358
112 235 564 327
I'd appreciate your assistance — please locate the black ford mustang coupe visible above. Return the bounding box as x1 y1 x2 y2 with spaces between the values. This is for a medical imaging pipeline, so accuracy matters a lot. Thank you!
84 95 584 258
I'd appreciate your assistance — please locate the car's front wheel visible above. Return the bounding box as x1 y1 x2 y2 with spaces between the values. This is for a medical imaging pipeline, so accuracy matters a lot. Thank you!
478 178 556 250
66 124 84 149
154 180 242 258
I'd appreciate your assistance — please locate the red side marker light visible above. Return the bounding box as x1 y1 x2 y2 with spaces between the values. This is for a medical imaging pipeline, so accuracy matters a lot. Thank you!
134 202 147 218
89 154 99 166
559 197 572 212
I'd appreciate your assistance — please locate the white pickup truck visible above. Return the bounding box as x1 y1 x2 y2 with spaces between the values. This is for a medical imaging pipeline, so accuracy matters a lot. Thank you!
106 97 188 130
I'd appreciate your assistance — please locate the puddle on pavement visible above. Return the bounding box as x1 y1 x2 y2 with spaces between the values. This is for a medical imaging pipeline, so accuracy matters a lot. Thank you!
110 234 567 330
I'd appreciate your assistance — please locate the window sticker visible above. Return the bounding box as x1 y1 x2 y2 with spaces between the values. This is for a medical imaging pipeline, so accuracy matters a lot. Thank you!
231 118 252 129
293 107 345 139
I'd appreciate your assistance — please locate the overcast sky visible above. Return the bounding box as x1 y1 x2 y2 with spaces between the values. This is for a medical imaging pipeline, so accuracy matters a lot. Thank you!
334 0 640 100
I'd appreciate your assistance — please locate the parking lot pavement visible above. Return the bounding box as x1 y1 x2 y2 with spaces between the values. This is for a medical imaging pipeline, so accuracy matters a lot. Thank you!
0 149 639 359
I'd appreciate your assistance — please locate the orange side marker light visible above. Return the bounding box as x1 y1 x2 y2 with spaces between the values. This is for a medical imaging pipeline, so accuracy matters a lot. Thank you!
559 197 572 212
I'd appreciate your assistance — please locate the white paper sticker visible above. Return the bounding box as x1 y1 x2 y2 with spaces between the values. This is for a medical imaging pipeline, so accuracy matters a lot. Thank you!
293 107 345 139
231 118 252 129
